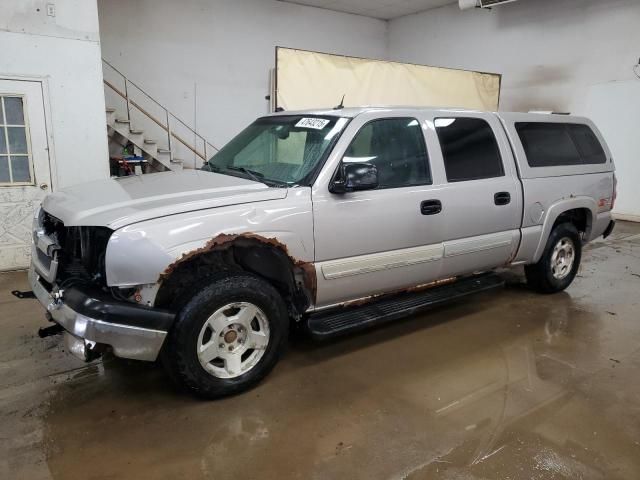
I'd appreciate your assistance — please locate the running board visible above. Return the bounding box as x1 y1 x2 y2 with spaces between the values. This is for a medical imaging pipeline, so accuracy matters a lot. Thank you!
306 274 504 340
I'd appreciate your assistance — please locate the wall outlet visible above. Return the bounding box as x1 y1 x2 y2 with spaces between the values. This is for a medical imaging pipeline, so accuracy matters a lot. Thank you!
46 3 56 17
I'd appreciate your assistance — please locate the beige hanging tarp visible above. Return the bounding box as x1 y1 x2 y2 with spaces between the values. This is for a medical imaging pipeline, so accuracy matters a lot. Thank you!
275 47 501 112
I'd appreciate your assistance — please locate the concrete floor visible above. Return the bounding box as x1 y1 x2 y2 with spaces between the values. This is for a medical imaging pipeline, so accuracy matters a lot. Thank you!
2 222 640 480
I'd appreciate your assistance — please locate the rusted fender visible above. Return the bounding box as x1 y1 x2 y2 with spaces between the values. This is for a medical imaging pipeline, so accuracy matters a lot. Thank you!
158 232 317 300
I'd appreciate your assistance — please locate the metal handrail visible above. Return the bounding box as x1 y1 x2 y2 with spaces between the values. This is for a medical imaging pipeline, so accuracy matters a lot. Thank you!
102 58 218 165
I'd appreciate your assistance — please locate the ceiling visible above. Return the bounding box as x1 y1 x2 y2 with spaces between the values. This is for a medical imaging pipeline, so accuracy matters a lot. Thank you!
279 0 458 20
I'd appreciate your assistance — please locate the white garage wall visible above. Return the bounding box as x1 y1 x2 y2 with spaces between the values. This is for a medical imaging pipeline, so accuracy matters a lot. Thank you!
388 0 640 217
583 81 640 221
97 0 388 150
388 0 640 113
0 0 109 189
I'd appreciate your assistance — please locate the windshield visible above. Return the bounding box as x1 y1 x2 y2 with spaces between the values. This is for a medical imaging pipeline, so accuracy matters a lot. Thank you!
204 115 349 186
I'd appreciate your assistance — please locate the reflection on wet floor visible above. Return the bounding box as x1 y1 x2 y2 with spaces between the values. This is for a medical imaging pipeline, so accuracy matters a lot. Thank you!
1 222 640 479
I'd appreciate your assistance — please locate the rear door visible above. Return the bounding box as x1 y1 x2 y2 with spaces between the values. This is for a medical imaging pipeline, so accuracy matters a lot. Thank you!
427 112 522 275
0 79 52 270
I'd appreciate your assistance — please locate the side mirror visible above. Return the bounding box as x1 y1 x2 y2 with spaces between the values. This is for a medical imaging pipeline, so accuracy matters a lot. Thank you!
330 162 379 194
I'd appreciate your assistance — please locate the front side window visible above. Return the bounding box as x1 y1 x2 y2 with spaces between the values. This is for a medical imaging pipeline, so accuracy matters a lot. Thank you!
205 115 349 186
0 96 33 185
343 118 431 188
515 122 607 167
435 117 504 182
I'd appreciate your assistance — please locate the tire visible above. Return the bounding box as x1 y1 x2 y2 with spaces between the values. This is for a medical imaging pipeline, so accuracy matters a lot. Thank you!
525 222 582 294
162 272 288 399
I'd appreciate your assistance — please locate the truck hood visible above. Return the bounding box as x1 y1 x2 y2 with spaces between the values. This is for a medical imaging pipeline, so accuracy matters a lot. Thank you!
43 170 288 229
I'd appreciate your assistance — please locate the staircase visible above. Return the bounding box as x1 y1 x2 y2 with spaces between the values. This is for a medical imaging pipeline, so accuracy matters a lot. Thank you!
102 59 218 174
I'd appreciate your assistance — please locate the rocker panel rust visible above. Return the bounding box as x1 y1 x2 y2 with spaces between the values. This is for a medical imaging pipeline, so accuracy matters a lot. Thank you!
158 233 317 301
336 277 458 309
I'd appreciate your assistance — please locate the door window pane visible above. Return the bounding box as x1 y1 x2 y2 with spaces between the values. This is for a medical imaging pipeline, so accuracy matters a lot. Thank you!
0 156 9 182
7 127 28 154
344 118 431 188
435 117 504 182
4 97 25 125
10 156 31 182
0 96 34 185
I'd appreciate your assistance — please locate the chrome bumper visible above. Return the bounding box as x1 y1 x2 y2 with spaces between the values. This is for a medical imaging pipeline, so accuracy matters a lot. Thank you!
29 267 169 362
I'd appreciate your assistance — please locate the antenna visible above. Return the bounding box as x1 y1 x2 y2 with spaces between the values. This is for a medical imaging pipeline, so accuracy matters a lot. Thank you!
334 94 345 110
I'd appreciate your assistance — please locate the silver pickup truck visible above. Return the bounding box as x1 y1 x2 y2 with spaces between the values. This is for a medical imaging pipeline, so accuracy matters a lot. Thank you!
29 107 616 398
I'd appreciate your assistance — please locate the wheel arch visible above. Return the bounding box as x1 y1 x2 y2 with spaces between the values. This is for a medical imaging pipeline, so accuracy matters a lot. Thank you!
532 198 596 263
154 233 316 317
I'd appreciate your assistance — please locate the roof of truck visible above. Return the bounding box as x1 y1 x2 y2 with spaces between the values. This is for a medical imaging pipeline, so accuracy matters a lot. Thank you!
268 106 486 118
266 106 591 124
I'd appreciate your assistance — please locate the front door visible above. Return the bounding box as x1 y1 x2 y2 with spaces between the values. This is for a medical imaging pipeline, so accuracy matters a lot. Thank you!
0 79 51 270
312 115 445 309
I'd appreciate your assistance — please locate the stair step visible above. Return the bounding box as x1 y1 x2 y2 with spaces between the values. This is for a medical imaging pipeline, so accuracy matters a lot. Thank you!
306 273 504 340
157 148 171 153
169 158 183 171
129 129 144 135
115 118 130 124
143 139 157 144
106 107 116 113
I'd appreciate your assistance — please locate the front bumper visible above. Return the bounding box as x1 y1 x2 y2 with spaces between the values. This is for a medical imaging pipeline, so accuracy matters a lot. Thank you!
29 267 174 362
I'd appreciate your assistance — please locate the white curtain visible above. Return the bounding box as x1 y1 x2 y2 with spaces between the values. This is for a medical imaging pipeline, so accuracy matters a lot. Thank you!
276 48 501 112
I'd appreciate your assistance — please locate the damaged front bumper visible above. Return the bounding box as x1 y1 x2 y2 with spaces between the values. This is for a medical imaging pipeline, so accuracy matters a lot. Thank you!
29 267 174 362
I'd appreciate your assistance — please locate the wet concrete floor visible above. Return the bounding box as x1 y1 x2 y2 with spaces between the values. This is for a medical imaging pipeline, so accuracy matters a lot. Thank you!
1 221 640 479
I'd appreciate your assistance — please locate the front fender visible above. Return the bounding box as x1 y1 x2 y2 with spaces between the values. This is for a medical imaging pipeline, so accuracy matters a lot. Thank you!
105 227 175 287
532 196 597 263
104 191 314 287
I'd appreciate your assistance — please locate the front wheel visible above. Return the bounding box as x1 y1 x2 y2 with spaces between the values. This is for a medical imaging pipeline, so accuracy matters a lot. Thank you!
162 273 288 399
525 222 582 294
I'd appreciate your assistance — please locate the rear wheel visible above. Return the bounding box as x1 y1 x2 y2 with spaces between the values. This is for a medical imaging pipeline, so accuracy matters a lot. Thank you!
163 273 288 399
525 223 582 293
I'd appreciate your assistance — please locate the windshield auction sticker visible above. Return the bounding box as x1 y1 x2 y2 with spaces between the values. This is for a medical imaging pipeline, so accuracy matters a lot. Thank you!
295 118 330 130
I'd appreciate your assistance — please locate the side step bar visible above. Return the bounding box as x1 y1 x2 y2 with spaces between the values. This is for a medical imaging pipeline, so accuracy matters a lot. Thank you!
306 273 504 340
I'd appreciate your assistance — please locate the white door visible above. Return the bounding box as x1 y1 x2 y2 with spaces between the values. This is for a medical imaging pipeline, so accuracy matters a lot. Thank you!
428 113 522 275
312 115 445 308
0 79 51 270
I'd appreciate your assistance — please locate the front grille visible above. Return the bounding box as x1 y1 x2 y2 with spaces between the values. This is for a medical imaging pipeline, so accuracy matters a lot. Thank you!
38 210 113 288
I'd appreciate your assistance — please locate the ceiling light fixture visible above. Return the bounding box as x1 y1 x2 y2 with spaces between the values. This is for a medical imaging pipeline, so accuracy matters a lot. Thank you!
459 0 519 10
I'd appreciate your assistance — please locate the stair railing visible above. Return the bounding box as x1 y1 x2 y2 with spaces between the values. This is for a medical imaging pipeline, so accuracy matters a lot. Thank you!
102 59 218 167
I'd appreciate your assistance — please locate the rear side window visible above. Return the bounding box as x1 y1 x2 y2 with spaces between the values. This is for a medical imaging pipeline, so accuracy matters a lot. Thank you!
568 124 607 164
515 122 606 167
435 117 504 182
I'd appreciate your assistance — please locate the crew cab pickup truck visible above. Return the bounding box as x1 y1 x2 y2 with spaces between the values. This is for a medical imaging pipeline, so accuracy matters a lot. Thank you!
29 107 616 398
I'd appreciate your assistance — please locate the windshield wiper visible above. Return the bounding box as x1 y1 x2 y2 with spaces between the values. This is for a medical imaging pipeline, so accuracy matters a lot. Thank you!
226 166 266 184
207 164 287 188
202 163 223 173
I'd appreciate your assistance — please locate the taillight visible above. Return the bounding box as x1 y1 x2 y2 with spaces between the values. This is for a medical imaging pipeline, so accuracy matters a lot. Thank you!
612 173 617 210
